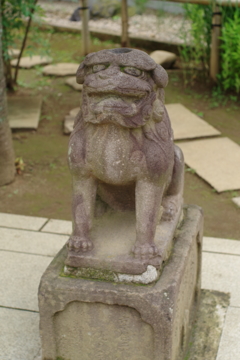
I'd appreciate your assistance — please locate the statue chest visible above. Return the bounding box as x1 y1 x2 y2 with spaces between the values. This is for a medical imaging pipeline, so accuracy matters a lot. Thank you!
84 124 148 184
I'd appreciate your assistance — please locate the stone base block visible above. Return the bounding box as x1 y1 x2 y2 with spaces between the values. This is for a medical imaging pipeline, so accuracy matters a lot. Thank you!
38 205 203 360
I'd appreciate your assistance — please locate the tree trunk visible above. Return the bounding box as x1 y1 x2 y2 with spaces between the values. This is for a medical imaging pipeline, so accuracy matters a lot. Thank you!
121 0 130 47
80 0 90 56
0 8 15 186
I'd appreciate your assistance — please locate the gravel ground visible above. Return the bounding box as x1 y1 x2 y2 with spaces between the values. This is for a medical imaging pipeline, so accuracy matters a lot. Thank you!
38 1 192 45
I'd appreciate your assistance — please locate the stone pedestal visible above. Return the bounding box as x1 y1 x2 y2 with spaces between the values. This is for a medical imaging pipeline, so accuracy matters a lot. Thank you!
38 205 203 360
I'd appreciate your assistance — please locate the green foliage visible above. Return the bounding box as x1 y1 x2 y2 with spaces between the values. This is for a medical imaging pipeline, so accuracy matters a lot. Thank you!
1 0 49 88
219 10 240 93
179 4 212 84
2 0 37 60
180 3 240 94
134 0 148 14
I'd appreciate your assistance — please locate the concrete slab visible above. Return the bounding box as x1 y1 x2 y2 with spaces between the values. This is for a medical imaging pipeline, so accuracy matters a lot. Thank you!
0 251 52 311
150 50 176 68
0 212 47 231
202 252 240 307
41 218 72 235
43 63 79 76
166 103 220 140
232 196 240 207
63 115 74 134
203 236 240 255
186 289 230 360
216 306 240 360
0 308 41 360
0 228 67 256
65 76 83 91
8 96 42 129
178 137 240 192
69 107 80 117
11 55 52 68
8 48 20 58
63 107 80 134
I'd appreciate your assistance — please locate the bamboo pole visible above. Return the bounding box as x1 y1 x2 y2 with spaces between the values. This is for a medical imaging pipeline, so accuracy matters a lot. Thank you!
210 5 222 82
80 0 90 56
121 0 130 47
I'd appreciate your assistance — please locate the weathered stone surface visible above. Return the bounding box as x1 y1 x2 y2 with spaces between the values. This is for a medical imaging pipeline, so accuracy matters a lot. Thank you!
0 251 52 311
0 307 41 360
65 76 83 91
39 204 203 360
185 290 230 360
8 96 42 129
43 63 79 76
216 306 240 360
11 55 52 68
149 50 177 68
203 236 240 255
178 137 240 192
41 219 72 235
65 207 183 275
202 251 240 307
0 212 47 230
0 227 67 257
232 196 240 207
66 48 184 266
166 103 220 140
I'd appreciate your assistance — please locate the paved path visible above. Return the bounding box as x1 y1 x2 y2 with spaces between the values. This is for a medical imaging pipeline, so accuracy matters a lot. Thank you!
0 212 239 359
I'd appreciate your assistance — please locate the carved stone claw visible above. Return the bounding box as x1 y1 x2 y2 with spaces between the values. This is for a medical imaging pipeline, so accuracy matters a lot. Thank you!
67 236 94 253
162 201 178 222
132 243 161 259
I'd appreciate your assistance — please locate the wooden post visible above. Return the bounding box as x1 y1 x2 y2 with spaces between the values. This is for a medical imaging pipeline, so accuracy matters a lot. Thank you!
121 0 130 47
210 4 222 82
81 0 90 56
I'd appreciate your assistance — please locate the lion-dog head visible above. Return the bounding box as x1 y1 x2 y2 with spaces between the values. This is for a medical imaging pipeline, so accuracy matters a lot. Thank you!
76 48 168 129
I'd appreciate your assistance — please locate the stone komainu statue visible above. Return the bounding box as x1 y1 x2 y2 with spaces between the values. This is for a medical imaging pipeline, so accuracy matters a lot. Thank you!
67 48 184 260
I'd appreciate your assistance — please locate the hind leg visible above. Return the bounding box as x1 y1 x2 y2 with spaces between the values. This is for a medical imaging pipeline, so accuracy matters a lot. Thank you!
162 145 184 221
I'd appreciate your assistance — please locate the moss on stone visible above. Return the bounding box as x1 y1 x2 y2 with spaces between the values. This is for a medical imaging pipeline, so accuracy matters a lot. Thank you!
60 266 116 282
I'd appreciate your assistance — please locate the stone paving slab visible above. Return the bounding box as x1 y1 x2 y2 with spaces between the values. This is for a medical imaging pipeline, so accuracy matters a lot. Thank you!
0 212 47 231
202 252 240 307
0 251 52 311
166 103 220 140
43 63 79 76
65 76 83 91
232 196 240 207
216 306 240 360
0 228 67 257
8 96 42 129
63 107 80 134
0 308 41 360
11 55 52 69
203 236 240 255
150 50 177 68
8 48 20 59
41 218 72 235
178 137 240 192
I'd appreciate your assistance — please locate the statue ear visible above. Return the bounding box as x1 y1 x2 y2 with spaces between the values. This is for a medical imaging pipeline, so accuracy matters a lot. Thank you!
152 64 168 88
76 62 85 84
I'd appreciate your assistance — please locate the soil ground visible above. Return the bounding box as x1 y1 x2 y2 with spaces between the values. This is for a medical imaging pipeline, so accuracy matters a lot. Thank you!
1 30 240 240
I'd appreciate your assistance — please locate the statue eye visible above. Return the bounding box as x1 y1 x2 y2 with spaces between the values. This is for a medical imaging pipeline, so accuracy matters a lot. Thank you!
123 66 142 77
93 64 107 73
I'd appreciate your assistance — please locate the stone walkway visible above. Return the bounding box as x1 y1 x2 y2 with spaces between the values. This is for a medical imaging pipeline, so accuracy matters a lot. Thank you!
0 212 239 359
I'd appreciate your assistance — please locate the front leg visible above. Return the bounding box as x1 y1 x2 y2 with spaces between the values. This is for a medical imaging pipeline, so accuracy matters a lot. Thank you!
132 179 165 259
67 175 97 253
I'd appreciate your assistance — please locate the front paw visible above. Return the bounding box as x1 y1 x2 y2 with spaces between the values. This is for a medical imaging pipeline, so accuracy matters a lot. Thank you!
67 236 93 253
132 242 161 259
